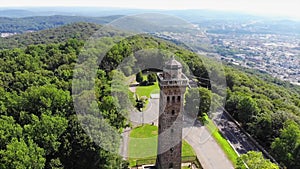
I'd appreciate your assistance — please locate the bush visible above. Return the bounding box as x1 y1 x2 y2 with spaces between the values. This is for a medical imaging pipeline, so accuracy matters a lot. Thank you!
136 72 143 83
147 73 157 83
140 80 153 86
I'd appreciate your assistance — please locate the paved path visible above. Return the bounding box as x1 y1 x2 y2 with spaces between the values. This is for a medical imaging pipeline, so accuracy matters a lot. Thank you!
129 98 159 126
183 121 234 169
120 127 131 159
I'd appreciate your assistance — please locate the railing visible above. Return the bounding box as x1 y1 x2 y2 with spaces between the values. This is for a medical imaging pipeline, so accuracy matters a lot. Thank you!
158 80 189 87
157 73 189 87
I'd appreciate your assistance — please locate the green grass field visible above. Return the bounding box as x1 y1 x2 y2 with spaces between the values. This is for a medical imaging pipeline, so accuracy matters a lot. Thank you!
135 75 159 108
128 124 196 167
202 114 238 166
129 125 158 160
135 81 159 99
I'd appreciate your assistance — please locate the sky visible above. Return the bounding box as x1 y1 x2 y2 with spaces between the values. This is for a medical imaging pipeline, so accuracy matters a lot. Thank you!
1 0 300 18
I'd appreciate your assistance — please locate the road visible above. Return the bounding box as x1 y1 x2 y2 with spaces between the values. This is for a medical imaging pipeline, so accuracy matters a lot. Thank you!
212 111 260 154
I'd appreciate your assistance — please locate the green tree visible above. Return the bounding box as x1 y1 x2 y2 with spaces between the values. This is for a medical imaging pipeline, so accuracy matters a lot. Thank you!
99 96 127 129
24 114 68 155
225 92 241 119
248 112 273 147
271 120 300 168
236 151 279 169
0 115 23 149
226 92 259 126
184 87 211 118
58 115 126 169
237 96 259 125
136 71 143 83
147 73 156 83
21 85 72 117
198 87 212 116
0 138 46 169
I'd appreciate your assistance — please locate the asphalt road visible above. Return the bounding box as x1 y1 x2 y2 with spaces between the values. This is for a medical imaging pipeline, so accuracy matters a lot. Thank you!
212 111 260 155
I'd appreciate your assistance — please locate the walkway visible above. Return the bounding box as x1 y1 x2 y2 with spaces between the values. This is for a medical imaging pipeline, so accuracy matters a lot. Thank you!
183 120 234 169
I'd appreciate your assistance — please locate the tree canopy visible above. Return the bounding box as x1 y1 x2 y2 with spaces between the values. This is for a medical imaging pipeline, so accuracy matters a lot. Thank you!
236 151 279 169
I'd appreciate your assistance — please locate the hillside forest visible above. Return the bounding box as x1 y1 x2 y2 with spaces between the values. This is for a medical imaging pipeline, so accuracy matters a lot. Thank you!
0 22 299 169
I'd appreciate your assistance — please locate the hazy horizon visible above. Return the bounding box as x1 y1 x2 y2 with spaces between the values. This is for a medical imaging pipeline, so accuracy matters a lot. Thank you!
1 0 300 19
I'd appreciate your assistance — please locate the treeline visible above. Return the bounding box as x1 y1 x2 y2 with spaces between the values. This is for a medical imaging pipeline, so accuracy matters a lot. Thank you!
0 15 122 33
228 62 300 94
0 22 103 50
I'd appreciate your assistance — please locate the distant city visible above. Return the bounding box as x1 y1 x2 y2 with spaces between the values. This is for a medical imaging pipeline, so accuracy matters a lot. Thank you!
210 33 300 85
153 21 300 86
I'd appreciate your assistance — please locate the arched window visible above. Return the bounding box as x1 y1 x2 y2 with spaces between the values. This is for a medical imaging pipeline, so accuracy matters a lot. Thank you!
172 96 175 102
172 110 175 115
167 96 170 102
177 96 181 102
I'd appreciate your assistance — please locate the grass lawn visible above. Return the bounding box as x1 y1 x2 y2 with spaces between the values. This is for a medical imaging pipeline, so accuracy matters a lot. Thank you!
202 114 238 166
128 124 196 167
129 125 158 161
135 75 159 108
135 81 159 98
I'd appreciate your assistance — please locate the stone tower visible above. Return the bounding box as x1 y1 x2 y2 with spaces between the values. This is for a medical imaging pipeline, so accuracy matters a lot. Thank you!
156 57 188 169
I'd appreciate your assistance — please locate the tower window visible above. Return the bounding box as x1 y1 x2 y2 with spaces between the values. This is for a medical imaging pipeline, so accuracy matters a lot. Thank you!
177 96 181 102
172 96 175 102
167 96 170 102
172 110 175 115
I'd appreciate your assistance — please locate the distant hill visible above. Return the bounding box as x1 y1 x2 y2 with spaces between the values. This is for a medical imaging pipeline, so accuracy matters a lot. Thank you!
0 15 122 33
0 9 39 17
0 22 103 49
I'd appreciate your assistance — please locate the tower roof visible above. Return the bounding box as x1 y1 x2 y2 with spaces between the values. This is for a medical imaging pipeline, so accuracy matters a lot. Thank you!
165 56 182 69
